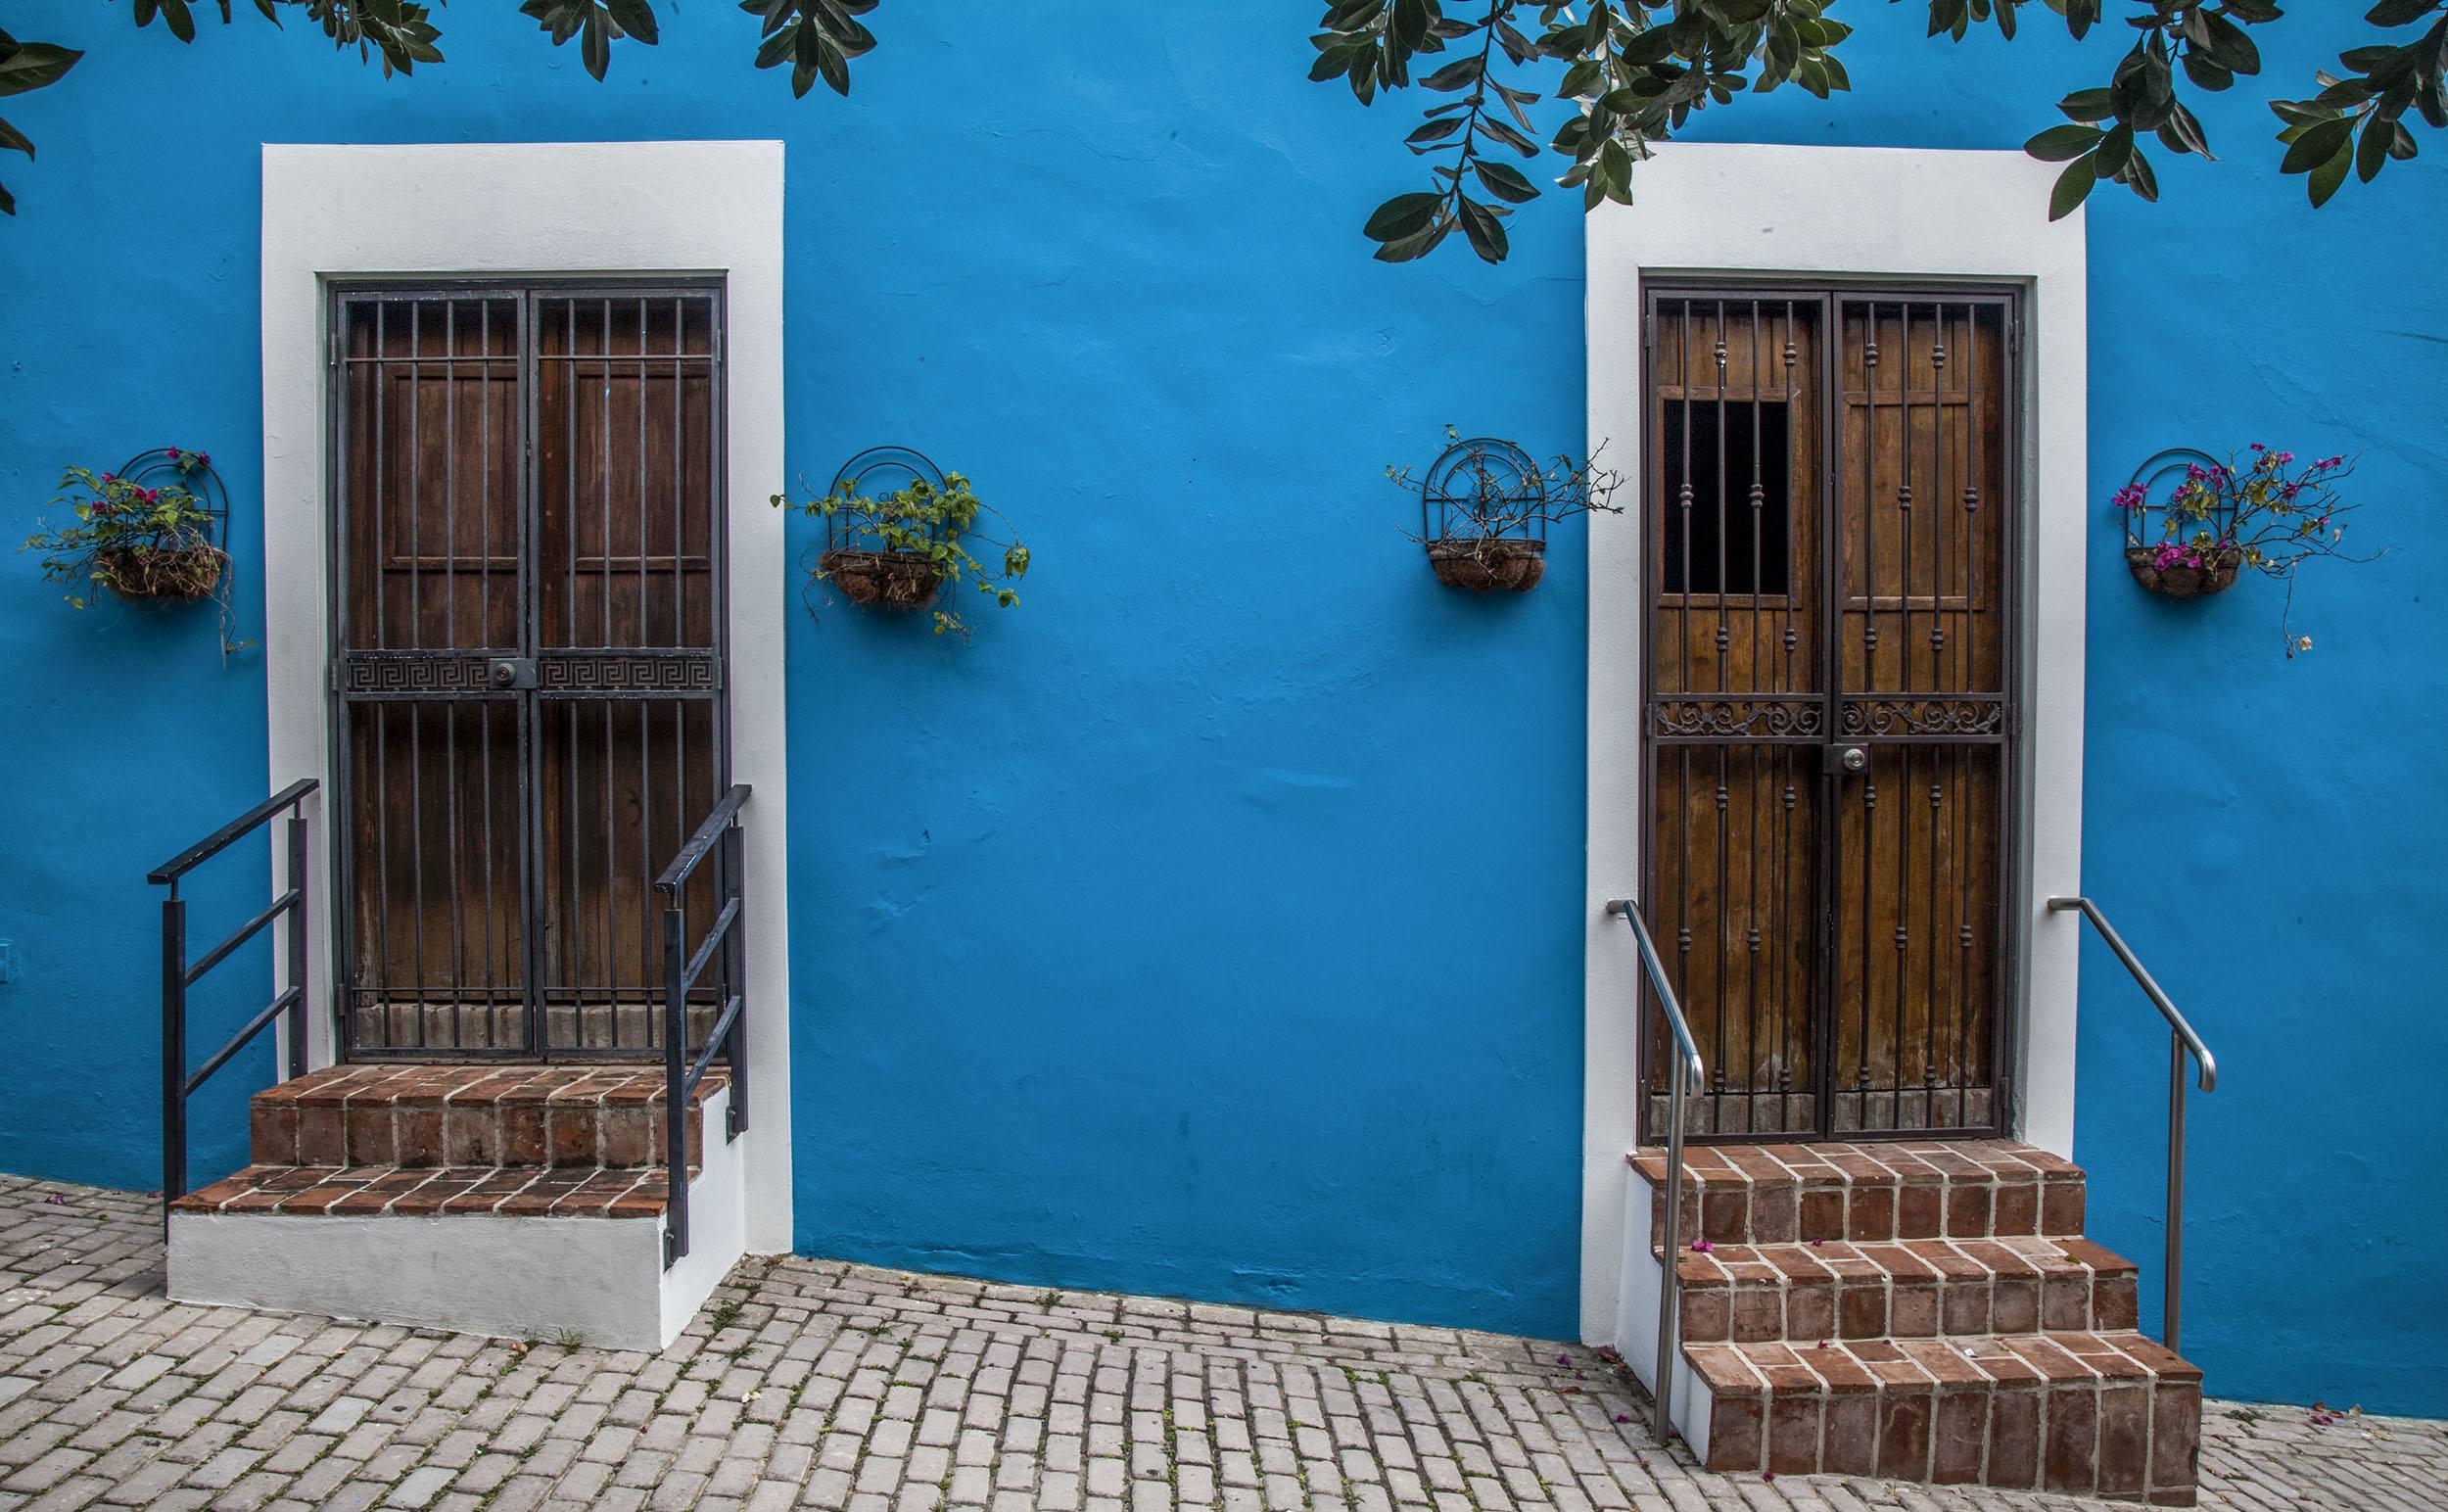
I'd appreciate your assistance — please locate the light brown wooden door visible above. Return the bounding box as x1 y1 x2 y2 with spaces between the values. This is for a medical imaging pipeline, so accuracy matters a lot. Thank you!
1644 288 2017 1141
332 286 728 1060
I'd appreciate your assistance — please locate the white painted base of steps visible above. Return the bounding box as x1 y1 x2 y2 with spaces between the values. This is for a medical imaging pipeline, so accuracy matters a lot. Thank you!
167 1086 744 1352
1614 1162 1718 1464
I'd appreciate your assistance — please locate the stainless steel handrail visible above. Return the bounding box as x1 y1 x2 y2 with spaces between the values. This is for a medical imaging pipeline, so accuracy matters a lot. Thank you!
2048 895 2217 1354
1606 898 1706 1445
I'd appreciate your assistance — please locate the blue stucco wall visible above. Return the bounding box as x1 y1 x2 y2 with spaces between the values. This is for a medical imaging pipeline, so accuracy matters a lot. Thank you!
1 4 2440 1415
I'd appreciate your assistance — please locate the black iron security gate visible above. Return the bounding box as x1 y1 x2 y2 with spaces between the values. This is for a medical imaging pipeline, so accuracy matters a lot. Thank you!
328 283 730 1060
1639 285 2021 1142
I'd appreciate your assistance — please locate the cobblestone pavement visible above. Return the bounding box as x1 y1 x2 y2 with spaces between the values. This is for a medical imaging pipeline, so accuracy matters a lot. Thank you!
1 1175 2438 1512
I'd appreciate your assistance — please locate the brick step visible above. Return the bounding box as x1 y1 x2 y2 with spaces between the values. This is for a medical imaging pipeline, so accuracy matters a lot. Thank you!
169 1162 672 1218
248 1064 726 1170
1685 1331 2201 1504
1631 1139 2086 1246
1674 1236 2139 1345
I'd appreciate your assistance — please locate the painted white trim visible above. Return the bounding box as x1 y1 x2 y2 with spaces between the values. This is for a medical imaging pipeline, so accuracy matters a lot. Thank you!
1579 144 2088 1344
260 140 792 1255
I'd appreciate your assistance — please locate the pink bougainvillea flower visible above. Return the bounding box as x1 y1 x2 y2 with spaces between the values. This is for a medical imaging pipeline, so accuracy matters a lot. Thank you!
1690 1239 1714 1253
1614 1413 1630 1425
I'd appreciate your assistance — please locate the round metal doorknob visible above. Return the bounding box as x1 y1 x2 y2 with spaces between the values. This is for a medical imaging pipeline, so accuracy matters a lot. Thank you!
492 661 515 685
1840 746 1868 773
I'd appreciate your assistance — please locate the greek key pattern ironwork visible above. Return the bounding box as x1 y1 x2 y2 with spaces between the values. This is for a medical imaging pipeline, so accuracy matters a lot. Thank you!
1651 697 1825 740
1837 696 2004 738
539 652 720 695
338 654 494 696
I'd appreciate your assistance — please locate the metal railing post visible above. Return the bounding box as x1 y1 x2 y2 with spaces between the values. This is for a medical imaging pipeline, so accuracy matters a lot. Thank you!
2166 1028 2186 1355
663 903 691 1267
1653 1038 1688 1446
286 812 309 1080
2048 895 2215 1357
1606 898 1704 1449
721 822 748 1140
162 891 187 1216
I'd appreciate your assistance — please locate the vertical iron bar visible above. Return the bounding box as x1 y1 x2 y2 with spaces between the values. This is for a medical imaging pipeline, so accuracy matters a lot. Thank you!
1893 303 1912 1127
1858 303 1876 1123
372 302 392 1052
1714 304 1729 1108
1747 302 1765 1133
407 302 428 1050
480 300 498 1045
1676 303 1692 1138
331 298 356 1062
2166 1028 2186 1354
287 813 309 1079
162 892 187 1215
600 301 618 1054
444 302 466 1051
520 293 545 1060
637 301 653 1055
662 903 689 1265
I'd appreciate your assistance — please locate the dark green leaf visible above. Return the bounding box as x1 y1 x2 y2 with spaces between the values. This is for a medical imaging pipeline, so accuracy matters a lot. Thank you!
1364 190 1443 242
1456 196 1509 262
2025 123 2103 162
2048 152 2095 220
2282 116 2354 174
0 41 82 100
1472 158 1540 203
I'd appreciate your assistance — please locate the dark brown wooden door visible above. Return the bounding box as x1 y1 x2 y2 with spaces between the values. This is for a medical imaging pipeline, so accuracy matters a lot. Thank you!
331 286 728 1060
1643 288 2017 1141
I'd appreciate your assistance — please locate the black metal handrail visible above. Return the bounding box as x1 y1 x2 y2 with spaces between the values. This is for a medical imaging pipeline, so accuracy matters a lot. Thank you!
654 783 751 1268
1605 897 1706 1446
2048 895 2217 1355
150 779 320 1211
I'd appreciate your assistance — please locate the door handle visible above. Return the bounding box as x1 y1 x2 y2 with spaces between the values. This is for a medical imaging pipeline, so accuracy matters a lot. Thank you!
488 657 538 690
1825 744 1867 776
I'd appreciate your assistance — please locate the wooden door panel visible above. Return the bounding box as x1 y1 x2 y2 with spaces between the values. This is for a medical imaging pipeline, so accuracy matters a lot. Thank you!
344 696 527 1052
1826 298 2012 1136
334 286 728 1061
1646 296 1825 1138
339 296 525 656
1645 288 2015 1141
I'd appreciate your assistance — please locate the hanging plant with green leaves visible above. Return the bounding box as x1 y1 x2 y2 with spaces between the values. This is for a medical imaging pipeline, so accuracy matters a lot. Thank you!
773 464 1029 639
22 448 249 653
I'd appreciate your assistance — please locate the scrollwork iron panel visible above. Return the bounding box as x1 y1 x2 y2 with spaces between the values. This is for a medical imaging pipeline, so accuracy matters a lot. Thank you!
1836 696 2004 740
1651 696 1826 742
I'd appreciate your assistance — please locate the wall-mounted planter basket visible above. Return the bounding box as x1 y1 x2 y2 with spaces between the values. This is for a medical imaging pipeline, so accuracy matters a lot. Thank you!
2117 447 2239 600
98 449 232 604
1411 437 1560 596
2123 543 2241 599
780 446 1027 638
824 546 945 609
1429 537 1546 593
814 446 951 613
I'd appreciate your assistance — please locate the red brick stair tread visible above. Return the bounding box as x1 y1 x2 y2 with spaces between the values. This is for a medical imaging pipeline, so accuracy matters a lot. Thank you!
170 1162 673 1218
1671 1234 2142 1343
249 1063 729 1169
1685 1331 2202 1502
1631 1139 2088 1243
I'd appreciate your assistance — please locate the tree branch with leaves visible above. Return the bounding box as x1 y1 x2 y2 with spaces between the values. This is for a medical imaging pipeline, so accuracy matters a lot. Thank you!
0 0 885 215
1318 1 2448 264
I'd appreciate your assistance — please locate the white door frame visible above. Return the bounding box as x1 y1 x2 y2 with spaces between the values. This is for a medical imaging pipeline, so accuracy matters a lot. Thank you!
259 140 793 1254
1578 144 2089 1341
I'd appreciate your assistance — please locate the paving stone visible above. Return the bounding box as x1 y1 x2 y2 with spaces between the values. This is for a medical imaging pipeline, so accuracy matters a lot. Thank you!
0 1174 2434 1512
